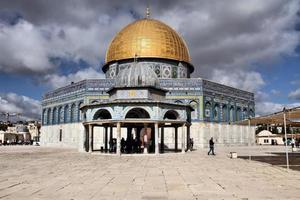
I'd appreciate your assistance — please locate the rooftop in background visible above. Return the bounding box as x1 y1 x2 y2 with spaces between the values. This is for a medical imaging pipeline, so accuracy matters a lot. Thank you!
236 106 300 126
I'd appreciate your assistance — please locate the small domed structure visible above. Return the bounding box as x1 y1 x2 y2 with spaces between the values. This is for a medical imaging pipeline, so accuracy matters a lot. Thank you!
115 62 160 88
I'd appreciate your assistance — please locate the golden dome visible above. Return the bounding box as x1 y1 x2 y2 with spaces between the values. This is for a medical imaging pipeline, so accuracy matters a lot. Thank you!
105 18 190 64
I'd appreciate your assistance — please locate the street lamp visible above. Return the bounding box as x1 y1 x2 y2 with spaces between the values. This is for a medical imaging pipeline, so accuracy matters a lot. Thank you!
283 107 289 170
248 116 252 160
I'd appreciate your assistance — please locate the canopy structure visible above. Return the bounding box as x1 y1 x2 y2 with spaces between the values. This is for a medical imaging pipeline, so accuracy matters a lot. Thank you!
235 106 300 127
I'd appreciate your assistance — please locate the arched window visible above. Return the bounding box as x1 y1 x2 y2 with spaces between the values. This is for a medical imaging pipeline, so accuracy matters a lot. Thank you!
91 100 99 104
58 106 63 124
205 102 211 119
70 104 76 122
93 109 112 120
221 105 227 122
175 100 183 104
242 108 248 120
78 102 83 121
190 101 198 120
42 109 46 125
229 106 234 122
249 109 254 118
52 107 57 124
47 109 51 125
125 108 150 119
213 104 220 122
64 105 69 123
163 110 179 120
236 107 241 121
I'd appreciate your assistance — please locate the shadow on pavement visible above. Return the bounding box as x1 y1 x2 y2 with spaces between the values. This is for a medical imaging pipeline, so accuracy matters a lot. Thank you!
239 152 300 171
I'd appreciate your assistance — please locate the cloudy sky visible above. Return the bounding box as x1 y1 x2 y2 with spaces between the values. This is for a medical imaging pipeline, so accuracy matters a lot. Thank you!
0 0 300 120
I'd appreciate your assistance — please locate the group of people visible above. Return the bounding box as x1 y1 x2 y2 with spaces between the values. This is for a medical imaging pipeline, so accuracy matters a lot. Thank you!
120 136 145 153
0 139 32 146
107 135 148 154
291 138 300 148
107 135 214 155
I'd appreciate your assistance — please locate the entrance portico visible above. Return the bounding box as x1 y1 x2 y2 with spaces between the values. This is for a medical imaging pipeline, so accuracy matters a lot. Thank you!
82 119 190 155
80 60 192 155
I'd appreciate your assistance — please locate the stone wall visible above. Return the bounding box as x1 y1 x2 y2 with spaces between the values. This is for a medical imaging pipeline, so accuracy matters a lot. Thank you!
40 123 83 149
41 122 255 152
162 122 255 149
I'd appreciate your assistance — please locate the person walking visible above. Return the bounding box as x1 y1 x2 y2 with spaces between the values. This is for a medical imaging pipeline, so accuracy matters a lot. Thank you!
207 137 215 155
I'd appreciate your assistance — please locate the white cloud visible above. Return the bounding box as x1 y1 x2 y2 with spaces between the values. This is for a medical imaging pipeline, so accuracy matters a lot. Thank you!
158 0 300 77
288 88 300 100
270 89 281 96
0 93 41 121
0 0 298 79
256 101 300 116
211 69 265 92
44 67 105 89
290 80 300 85
0 20 53 73
0 11 134 75
0 0 299 119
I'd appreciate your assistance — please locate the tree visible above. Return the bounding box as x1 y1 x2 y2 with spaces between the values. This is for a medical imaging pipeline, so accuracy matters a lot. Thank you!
0 123 8 131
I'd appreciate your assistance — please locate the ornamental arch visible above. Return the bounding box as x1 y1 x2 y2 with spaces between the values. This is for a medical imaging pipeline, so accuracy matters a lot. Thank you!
189 100 198 120
163 110 179 120
236 107 242 121
78 101 84 121
125 108 150 119
229 106 234 122
93 109 112 120
221 104 228 122
64 104 69 123
213 103 220 122
42 109 46 125
204 102 212 119
242 108 248 120
47 108 51 125
52 107 57 124
58 106 63 124
70 103 76 122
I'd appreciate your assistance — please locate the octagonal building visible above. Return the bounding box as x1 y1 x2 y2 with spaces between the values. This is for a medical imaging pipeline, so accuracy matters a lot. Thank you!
41 15 255 154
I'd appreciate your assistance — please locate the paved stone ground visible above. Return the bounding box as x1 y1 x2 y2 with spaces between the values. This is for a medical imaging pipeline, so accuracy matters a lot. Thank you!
0 146 299 200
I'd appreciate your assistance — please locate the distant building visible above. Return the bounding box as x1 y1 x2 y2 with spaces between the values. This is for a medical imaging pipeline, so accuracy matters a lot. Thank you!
0 125 28 144
28 122 41 142
256 130 284 145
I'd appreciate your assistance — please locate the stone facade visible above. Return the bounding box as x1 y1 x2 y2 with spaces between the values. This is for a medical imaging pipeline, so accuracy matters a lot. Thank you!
41 77 255 150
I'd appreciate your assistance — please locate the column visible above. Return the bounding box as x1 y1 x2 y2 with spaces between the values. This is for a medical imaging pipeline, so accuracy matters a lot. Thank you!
110 126 113 140
83 125 87 152
175 126 178 152
23 133 27 143
181 124 185 153
116 122 121 155
143 124 148 154
127 127 132 153
109 126 113 152
160 126 164 153
186 125 190 151
88 125 93 153
155 122 159 155
104 126 108 152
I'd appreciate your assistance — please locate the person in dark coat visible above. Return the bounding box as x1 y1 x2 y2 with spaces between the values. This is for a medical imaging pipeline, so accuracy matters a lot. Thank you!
121 137 125 153
207 137 215 155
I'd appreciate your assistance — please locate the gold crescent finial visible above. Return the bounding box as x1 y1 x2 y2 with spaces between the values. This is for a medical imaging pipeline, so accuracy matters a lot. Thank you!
146 6 150 18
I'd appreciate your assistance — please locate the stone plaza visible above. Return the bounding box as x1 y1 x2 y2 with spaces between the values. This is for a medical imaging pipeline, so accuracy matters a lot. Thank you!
0 146 299 200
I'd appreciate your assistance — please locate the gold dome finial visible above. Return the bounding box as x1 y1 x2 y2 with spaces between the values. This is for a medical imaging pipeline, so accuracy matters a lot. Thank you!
134 53 138 63
146 6 150 18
